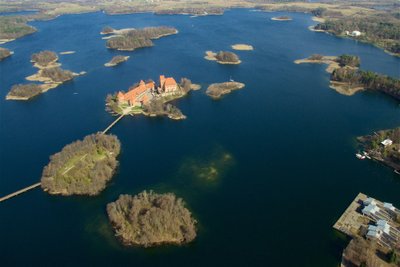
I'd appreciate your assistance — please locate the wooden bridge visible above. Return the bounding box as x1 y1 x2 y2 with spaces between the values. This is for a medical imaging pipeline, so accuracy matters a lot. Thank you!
0 114 125 203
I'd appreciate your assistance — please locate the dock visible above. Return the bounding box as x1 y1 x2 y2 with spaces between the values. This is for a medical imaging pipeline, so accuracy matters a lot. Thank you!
0 182 41 202
333 192 369 237
1 114 126 203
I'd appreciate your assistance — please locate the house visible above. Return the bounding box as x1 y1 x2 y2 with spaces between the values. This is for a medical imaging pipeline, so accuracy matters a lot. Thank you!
383 202 396 211
362 203 379 215
117 80 154 107
363 197 376 206
381 139 393 147
159 75 178 94
351 31 361 37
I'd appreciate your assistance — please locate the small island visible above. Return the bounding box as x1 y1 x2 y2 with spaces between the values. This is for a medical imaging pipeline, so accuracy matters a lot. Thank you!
357 128 400 172
271 16 293 21
41 133 121 196
231 44 254 51
206 81 245 99
106 75 200 120
204 51 241 64
31 50 60 68
104 55 129 67
0 47 13 61
107 191 197 247
103 26 178 51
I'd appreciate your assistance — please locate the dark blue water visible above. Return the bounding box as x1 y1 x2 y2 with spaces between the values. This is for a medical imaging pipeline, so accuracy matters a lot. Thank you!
1 9 399 267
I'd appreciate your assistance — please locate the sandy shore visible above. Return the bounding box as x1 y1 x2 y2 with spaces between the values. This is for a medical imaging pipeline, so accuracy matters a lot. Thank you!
60 51 76 55
231 44 254 51
190 84 202 90
294 56 339 73
271 17 292 21
329 82 365 96
312 16 326 23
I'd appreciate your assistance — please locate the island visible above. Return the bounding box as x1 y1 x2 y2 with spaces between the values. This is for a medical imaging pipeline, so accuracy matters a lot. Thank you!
0 16 36 44
357 127 400 172
0 47 13 61
106 75 200 120
204 51 241 64
5 84 43 100
103 26 178 51
31 50 59 68
271 16 293 21
107 191 197 247
206 81 245 99
104 55 129 67
41 133 121 196
231 44 254 51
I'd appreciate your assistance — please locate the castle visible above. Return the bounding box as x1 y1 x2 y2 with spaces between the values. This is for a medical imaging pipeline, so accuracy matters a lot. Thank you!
117 75 179 107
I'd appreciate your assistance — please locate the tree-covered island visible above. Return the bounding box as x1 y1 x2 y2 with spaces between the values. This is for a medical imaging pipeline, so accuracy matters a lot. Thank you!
107 191 197 247
0 16 36 44
0 47 13 61
357 128 400 172
204 51 241 64
31 50 59 68
103 26 178 51
206 82 245 99
106 75 200 120
6 84 43 100
104 55 130 67
41 133 121 196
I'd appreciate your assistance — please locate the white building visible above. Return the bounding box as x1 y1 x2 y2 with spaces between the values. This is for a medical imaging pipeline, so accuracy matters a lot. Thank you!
383 202 396 211
351 31 361 37
376 220 390 234
362 203 380 215
381 139 393 147
364 197 376 206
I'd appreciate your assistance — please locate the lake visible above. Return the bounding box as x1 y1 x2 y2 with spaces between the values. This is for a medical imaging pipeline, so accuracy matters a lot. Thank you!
0 9 399 267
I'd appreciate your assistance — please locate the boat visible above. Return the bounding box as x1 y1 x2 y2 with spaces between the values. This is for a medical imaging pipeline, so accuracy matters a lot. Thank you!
395 170 400 175
229 76 234 82
362 151 371 159
356 153 366 160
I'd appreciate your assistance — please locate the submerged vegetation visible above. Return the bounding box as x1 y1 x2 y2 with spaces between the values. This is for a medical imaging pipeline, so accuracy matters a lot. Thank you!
41 133 121 196
107 191 197 247
105 26 178 51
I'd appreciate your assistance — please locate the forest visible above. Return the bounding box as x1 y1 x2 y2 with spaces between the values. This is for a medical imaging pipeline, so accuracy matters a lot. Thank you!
31 50 58 67
40 67 74 83
314 12 400 55
41 133 121 196
107 191 197 247
0 16 36 40
331 68 400 100
215 51 240 63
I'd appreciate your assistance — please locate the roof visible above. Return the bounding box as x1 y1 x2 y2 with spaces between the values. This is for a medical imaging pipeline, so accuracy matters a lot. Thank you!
362 204 379 214
381 139 393 146
383 202 395 210
164 77 177 87
363 197 376 206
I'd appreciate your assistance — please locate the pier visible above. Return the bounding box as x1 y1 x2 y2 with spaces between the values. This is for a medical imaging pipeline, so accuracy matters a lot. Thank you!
1 114 125 203
0 182 41 202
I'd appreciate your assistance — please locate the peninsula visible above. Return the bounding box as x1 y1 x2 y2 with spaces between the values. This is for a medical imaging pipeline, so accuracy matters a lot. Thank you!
103 26 178 51
206 81 245 99
107 191 197 247
334 193 400 266
204 51 241 64
6 84 43 100
104 55 129 67
106 75 199 120
0 47 13 61
41 133 121 196
357 127 400 172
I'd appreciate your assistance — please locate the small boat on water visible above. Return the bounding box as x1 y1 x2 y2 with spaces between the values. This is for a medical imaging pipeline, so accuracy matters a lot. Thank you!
356 153 366 160
229 76 234 82
362 151 371 159
395 170 400 175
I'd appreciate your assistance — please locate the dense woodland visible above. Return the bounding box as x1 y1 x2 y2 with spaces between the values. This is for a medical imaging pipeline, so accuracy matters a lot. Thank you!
31 50 58 67
314 12 400 54
0 47 12 61
215 51 240 63
0 16 36 40
41 133 121 196
106 27 177 51
331 68 400 100
107 191 197 247
41 67 74 83
206 82 244 99
336 54 360 67
143 99 185 120
7 83 42 99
